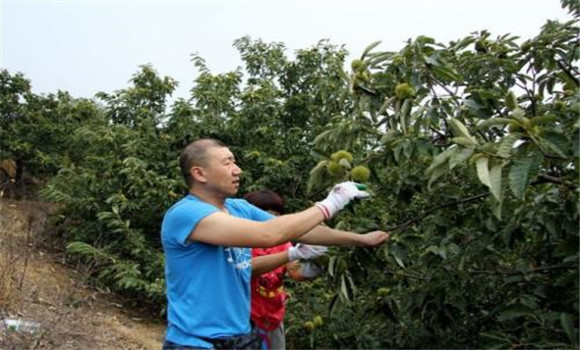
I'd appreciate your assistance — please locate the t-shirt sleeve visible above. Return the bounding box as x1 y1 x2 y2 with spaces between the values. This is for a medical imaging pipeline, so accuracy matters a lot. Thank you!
162 200 220 247
245 201 276 222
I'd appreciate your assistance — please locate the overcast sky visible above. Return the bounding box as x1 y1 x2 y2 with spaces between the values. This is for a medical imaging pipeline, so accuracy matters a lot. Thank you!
1 0 570 100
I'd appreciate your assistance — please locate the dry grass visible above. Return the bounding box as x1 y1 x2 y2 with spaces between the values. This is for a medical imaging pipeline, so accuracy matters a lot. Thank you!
0 202 33 313
0 243 24 314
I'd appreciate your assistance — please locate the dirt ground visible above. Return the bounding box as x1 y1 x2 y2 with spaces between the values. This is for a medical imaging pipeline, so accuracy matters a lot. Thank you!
0 199 165 350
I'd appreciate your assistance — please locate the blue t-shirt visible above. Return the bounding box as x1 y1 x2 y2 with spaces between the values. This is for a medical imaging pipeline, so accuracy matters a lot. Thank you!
161 194 274 348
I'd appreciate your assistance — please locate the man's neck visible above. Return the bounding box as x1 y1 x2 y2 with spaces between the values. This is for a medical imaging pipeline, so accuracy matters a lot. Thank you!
189 187 227 210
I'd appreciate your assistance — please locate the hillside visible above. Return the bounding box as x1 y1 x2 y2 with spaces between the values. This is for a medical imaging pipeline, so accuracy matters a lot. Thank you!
0 199 165 349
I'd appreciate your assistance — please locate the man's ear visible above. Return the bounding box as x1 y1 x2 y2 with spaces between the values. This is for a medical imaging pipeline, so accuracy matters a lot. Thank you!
190 166 207 184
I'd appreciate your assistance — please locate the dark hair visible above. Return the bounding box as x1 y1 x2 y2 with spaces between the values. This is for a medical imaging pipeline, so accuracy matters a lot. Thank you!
179 138 226 188
243 190 285 215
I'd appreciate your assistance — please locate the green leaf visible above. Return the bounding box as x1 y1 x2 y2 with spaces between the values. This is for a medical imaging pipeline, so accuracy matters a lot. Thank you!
328 256 336 278
508 155 541 199
424 55 440 67
489 160 504 202
560 313 577 346
392 143 402 163
529 114 557 127
431 65 461 82
428 162 448 190
497 132 523 158
464 99 483 113
402 140 414 159
496 303 535 321
392 250 405 268
340 275 350 302
573 130 579 157
451 137 477 147
536 136 567 158
449 147 474 170
380 130 399 144
313 129 332 145
510 108 526 122
479 332 512 344
368 52 394 67
458 254 467 271
307 160 328 193
540 131 569 156
476 156 491 188
449 119 477 143
346 274 357 295
426 147 457 174
360 41 382 60
475 117 513 130
454 36 476 50
401 99 412 118
328 294 339 316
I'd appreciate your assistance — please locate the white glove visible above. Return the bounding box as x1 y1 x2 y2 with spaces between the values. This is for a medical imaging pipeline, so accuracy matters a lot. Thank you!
299 261 323 279
315 181 370 219
288 244 328 262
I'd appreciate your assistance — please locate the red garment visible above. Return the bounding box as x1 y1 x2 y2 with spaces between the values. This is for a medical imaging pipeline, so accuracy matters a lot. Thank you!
250 243 292 331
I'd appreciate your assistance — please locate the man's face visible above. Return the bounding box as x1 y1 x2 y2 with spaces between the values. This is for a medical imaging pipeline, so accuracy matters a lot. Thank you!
200 146 242 197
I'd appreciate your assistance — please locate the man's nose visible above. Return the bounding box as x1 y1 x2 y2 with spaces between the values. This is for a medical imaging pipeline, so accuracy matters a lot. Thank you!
233 163 242 174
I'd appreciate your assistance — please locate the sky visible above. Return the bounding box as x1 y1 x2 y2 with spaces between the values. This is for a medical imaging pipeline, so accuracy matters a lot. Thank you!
0 0 571 101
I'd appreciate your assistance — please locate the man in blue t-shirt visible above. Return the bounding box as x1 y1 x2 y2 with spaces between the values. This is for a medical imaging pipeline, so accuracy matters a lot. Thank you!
161 139 390 349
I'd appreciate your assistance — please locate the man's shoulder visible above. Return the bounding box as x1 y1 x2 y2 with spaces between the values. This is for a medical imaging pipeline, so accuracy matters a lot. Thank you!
165 195 215 217
226 198 274 222
225 198 250 207
161 195 221 245
224 198 252 216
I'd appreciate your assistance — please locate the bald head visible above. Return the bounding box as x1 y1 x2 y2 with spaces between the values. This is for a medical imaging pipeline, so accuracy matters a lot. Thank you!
180 138 226 188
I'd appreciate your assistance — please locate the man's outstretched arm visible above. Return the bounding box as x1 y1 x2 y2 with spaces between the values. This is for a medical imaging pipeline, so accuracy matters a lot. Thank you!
297 225 390 247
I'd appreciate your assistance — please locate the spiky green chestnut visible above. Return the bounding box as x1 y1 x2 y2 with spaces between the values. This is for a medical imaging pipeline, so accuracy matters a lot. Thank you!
395 83 415 99
351 59 366 72
327 162 346 177
377 287 391 296
351 165 371 182
505 91 517 111
330 150 353 163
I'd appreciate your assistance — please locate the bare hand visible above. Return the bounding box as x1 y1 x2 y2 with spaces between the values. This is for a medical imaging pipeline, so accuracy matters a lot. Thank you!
359 231 390 247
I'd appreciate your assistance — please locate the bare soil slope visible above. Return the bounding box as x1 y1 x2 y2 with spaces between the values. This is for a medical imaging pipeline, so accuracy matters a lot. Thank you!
0 199 165 349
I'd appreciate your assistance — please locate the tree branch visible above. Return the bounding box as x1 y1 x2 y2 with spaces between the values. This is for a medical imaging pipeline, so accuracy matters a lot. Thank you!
384 192 489 232
530 69 538 116
515 77 535 116
429 126 446 138
489 99 506 118
534 173 577 189
557 59 580 87
469 263 577 276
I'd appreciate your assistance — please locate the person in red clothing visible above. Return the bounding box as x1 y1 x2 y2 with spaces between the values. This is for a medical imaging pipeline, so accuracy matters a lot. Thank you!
246 189 389 349
244 190 327 350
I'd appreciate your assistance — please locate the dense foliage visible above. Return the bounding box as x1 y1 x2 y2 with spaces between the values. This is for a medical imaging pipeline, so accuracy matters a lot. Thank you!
290 11 579 350
1 2 578 348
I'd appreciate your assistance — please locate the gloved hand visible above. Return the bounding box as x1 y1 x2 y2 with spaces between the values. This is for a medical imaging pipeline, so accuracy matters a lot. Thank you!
315 181 370 219
287 261 323 281
299 261 323 279
288 243 328 262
